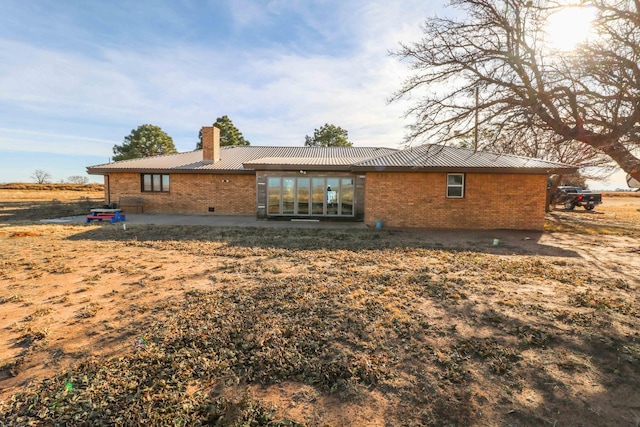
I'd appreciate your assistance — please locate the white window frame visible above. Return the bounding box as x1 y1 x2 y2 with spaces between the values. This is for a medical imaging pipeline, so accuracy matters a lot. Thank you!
446 173 465 198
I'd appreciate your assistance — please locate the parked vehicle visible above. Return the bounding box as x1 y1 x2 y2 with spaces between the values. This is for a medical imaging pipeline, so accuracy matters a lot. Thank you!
552 186 603 210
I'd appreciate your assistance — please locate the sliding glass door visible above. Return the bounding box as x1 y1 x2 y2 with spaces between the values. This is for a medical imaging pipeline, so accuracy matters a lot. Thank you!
267 176 355 217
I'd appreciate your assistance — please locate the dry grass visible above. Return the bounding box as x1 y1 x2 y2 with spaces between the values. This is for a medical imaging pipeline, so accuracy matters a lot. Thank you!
0 184 103 201
546 196 640 235
602 191 640 197
0 193 639 426
0 184 104 224
0 183 104 192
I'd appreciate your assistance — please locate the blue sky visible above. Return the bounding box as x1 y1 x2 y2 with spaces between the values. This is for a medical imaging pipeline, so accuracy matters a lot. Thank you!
0 0 437 183
0 0 628 189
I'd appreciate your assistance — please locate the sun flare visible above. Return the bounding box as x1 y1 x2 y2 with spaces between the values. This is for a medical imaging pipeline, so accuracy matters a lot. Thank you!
545 5 596 51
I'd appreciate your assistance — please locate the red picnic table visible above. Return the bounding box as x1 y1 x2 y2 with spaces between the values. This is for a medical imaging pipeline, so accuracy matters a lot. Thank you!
86 209 126 223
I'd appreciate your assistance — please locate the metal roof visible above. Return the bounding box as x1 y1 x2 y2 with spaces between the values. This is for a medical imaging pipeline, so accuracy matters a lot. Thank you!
353 144 577 173
87 146 398 174
88 150 203 173
87 144 577 175
244 157 362 166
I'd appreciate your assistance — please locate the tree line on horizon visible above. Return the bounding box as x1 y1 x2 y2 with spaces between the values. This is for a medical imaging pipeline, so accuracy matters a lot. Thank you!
29 169 93 185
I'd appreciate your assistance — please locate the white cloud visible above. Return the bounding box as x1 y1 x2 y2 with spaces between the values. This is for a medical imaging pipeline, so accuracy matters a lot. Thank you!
0 0 435 162
0 127 115 156
227 0 271 27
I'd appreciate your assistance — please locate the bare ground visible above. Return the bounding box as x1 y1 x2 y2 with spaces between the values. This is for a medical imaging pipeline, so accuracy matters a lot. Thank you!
0 190 639 426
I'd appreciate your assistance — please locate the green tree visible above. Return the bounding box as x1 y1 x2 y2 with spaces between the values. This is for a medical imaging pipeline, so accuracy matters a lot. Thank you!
196 115 250 149
391 0 640 182
113 124 177 162
304 124 353 147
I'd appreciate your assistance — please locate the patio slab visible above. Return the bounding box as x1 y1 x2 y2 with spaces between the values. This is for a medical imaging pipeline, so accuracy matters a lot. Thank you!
45 214 368 229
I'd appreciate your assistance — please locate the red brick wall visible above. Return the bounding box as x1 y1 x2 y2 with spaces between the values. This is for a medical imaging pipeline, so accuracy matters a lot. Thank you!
364 172 547 230
201 126 220 163
106 173 256 214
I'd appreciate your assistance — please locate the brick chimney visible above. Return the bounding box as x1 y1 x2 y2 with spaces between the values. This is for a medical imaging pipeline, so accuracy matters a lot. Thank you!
201 126 220 164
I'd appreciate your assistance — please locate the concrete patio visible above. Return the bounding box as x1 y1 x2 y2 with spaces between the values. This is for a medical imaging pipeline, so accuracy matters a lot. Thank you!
44 213 369 229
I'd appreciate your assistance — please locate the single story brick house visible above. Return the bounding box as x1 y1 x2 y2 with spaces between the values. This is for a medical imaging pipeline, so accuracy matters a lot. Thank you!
87 126 576 230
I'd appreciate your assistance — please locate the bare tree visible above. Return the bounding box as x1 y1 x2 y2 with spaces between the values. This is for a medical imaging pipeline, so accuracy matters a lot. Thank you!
31 169 52 184
392 0 640 181
67 175 89 185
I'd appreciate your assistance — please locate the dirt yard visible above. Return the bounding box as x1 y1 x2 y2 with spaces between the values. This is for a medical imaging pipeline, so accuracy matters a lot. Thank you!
0 188 639 426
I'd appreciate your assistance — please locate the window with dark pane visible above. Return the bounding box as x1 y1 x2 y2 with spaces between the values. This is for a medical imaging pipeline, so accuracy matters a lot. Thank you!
141 174 170 192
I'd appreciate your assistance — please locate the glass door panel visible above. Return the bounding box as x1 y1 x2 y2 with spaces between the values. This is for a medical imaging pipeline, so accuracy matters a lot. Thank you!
282 178 295 214
326 178 339 215
341 178 353 215
297 178 310 215
267 177 281 214
312 178 324 215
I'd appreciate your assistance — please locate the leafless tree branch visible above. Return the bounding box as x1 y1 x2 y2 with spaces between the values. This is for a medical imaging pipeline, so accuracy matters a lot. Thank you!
392 0 640 181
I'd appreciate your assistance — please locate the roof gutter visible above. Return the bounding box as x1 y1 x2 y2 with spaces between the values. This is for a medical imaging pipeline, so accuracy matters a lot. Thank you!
88 165 578 175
